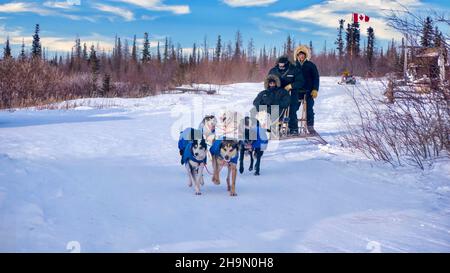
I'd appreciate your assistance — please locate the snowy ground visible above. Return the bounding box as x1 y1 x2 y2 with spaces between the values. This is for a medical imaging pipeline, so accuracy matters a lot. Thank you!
1 77 449 253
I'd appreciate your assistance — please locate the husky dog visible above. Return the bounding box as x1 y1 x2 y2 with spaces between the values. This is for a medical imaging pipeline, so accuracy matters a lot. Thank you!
178 128 208 195
198 115 217 147
210 139 240 196
238 116 268 176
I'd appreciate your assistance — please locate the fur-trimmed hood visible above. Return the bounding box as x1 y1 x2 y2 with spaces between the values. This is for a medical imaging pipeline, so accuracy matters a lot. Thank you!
264 74 281 89
294 45 311 62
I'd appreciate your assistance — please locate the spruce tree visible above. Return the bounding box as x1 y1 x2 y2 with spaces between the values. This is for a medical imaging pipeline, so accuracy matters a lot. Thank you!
191 43 197 65
142 32 150 63
433 27 443 48
101 73 111 97
233 30 242 61
20 38 26 61
131 34 137 62
32 24 42 59
156 41 161 64
351 21 360 57
421 16 433 48
285 34 293 56
89 45 100 95
163 37 169 63
335 19 345 60
83 43 88 60
214 35 222 62
4 37 11 59
366 27 375 70
345 23 353 57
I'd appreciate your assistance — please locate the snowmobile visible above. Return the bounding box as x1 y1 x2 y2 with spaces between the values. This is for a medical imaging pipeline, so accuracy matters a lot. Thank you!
276 94 328 145
338 75 357 85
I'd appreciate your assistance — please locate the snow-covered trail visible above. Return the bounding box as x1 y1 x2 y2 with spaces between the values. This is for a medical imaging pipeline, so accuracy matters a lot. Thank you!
1 77 449 252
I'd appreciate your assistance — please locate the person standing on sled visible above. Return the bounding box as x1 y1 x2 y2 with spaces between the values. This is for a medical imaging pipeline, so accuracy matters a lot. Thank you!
268 56 301 91
270 57 305 135
289 45 320 135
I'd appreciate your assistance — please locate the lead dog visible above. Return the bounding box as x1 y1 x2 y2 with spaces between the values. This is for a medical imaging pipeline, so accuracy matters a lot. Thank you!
178 128 208 195
210 139 240 196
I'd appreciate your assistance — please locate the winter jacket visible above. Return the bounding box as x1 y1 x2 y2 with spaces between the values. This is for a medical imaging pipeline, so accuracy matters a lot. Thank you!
210 139 239 164
295 60 320 93
244 127 268 151
181 142 207 165
178 127 203 151
293 45 320 93
268 63 296 88
253 75 290 116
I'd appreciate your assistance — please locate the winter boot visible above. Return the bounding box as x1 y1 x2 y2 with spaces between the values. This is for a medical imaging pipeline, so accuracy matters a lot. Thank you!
307 126 317 136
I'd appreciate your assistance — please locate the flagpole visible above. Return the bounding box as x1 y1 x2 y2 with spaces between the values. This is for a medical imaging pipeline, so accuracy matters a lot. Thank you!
351 12 354 76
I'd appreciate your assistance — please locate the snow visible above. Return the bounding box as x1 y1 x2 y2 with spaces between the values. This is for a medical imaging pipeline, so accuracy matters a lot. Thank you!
0 77 449 252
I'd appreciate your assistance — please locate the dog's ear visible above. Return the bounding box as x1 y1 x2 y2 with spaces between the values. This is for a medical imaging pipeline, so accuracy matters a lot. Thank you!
233 142 239 150
244 116 250 127
200 139 207 149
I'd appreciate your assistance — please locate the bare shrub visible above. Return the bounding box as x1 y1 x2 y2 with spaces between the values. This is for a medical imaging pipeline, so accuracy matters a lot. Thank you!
340 82 449 169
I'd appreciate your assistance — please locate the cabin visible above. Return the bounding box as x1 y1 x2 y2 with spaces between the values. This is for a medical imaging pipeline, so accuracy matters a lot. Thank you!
407 47 449 85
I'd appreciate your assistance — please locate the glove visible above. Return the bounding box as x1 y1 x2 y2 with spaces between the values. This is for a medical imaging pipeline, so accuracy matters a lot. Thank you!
311 89 318 99
284 84 292 91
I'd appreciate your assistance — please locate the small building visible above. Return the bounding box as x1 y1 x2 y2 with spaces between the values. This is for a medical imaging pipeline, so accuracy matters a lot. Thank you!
407 47 448 85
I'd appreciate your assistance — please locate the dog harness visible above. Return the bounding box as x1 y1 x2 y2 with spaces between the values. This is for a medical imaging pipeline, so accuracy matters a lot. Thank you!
210 139 239 164
240 127 269 151
181 142 207 165
251 127 269 151
178 127 203 150
178 128 207 165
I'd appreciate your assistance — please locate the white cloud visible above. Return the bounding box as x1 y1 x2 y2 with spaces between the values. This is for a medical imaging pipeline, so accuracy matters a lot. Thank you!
94 3 134 21
61 14 97 22
116 0 190 15
0 25 114 53
0 24 23 38
0 2 51 14
251 17 306 35
141 15 158 21
43 1 79 9
223 0 278 7
0 1 92 21
270 0 424 41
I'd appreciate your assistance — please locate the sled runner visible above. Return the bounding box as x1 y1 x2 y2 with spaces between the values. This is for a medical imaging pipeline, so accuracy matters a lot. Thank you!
277 94 328 145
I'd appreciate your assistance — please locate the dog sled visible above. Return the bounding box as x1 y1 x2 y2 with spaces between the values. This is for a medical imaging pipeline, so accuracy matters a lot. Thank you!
277 94 328 145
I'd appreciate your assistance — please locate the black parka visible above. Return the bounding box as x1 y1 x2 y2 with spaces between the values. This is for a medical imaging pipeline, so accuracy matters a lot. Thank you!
253 75 290 116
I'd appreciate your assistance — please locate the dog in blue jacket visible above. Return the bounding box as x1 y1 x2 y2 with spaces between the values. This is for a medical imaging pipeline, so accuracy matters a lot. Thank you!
178 128 208 195
239 116 269 176
210 138 240 196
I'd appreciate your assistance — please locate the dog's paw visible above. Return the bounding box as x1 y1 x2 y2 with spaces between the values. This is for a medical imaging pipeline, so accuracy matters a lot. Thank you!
239 167 244 174
248 166 253 171
254 171 260 176
212 178 220 185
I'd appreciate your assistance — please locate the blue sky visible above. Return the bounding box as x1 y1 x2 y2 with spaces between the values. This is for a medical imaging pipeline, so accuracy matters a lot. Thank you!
0 0 449 56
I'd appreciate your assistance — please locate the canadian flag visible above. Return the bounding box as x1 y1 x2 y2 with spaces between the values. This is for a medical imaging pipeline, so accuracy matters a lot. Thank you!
353 13 370 23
